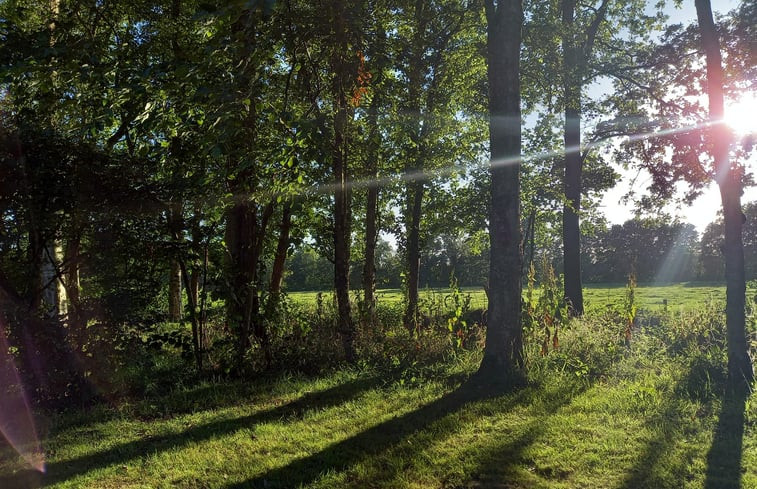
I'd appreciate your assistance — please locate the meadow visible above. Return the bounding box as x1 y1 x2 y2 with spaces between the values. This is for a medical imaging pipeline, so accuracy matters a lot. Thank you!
289 282 739 313
1 282 756 489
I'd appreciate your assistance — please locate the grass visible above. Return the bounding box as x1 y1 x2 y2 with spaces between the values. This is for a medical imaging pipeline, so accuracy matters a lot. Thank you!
1 308 756 489
289 282 739 314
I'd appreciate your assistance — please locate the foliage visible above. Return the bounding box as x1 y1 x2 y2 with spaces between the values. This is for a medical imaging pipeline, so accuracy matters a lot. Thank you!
522 260 569 362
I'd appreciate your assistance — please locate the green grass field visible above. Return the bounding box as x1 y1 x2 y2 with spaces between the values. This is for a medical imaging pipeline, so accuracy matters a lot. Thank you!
1 283 755 489
1 344 755 488
289 282 739 313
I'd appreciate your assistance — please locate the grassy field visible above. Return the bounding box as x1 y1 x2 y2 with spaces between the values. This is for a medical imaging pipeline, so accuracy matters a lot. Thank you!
1 284 755 489
289 282 739 313
1 339 755 489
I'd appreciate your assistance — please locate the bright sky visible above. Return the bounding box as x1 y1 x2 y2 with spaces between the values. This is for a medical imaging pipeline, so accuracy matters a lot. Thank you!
599 0 755 233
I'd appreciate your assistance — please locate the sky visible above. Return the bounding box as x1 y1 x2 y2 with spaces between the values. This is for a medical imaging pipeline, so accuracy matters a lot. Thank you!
599 0 755 232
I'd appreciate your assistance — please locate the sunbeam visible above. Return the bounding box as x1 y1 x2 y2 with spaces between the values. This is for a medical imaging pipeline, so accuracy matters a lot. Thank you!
232 116 730 213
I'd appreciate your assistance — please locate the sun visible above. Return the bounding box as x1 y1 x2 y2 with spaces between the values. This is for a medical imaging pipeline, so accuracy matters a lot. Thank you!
724 92 757 136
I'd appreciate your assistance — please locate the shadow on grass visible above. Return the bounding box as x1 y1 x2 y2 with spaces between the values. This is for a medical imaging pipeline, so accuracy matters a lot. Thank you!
222 375 517 489
459 381 591 488
617 363 704 489
618 365 747 489
224 375 588 489
703 391 747 489
0 373 387 488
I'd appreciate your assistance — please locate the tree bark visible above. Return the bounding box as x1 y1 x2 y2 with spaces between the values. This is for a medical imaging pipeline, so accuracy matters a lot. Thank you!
168 260 182 321
361 21 387 327
479 0 524 379
63 229 85 351
403 181 424 334
695 0 753 391
330 0 356 363
402 0 428 335
561 0 584 315
266 202 292 317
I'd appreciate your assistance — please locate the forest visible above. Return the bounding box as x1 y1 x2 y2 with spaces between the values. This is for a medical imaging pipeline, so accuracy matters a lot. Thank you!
0 0 755 488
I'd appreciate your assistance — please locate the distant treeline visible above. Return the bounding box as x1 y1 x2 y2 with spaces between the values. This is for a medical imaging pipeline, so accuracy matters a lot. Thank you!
284 202 757 291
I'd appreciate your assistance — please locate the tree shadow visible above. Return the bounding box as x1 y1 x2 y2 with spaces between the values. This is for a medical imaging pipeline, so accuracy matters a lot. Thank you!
617 364 703 489
458 382 590 488
222 376 517 489
224 375 587 489
703 390 747 489
0 373 387 487
618 365 747 489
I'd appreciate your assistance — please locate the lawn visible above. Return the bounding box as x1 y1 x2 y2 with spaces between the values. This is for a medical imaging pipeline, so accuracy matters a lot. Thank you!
1 301 756 489
289 282 740 313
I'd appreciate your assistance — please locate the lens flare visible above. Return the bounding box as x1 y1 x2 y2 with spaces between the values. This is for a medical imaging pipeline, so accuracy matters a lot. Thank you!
0 319 45 473
725 92 757 136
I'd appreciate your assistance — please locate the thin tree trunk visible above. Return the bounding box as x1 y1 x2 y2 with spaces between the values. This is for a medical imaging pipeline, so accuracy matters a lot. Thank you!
695 0 753 391
63 230 85 351
330 0 356 363
362 179 379 325
403 181 423 334
168 260 182 321
402 0 427 335
266 202 292 317
361 20 386 327
479 0 524 379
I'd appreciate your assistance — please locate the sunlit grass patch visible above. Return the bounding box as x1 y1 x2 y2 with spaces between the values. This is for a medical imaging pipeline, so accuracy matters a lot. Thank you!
2 306 756 489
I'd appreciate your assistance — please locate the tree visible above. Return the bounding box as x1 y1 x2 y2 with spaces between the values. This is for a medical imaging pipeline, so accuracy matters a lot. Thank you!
694 0 752 391
479 0 524 378
699 202 757 281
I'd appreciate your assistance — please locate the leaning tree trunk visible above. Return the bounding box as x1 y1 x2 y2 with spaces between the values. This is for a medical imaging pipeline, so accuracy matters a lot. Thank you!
330 0 356 363
479 0 524 379
266 202 292 318
695 0 753 391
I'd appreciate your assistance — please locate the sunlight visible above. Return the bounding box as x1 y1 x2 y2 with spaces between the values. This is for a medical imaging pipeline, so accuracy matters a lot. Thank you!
0 319 45 473
725 92 757 136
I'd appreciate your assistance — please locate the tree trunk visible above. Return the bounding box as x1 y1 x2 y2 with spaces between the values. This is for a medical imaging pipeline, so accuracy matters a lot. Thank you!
479 0 524 379
168 260 182 321
63 230 85 351
362 178 379 325
561 0 583 315
695 0 753 391
225 201 257 371
361 21 386 327
403 181 423 334
266 202 292 317
402 1 427 335
330 0 356 363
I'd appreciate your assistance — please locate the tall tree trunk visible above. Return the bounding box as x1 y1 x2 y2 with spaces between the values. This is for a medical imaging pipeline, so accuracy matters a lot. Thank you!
361 20 387 327
330 0 357 363
695 0 753 391
479 0 524 379
559 0 608 315
402 0 427 335
403 181 423 334
561 0 583 315
362 176 379 325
